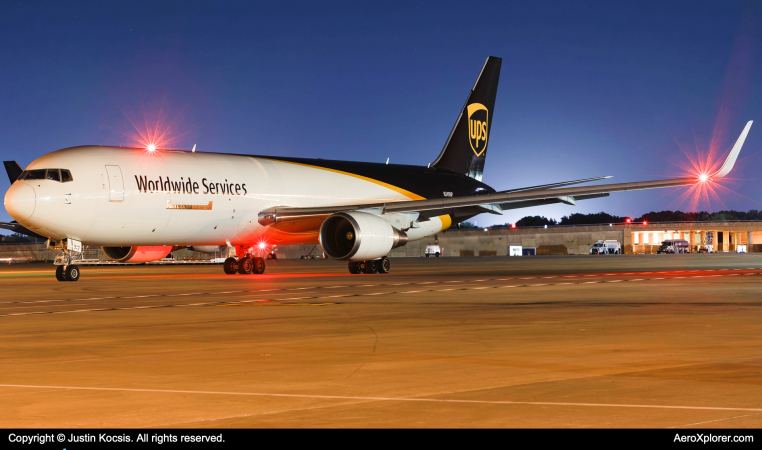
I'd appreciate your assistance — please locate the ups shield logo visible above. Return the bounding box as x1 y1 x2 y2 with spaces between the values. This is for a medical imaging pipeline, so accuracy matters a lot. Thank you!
467 103 489 156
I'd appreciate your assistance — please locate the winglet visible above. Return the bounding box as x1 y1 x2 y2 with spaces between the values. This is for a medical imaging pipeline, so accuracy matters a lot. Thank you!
713 120 753 178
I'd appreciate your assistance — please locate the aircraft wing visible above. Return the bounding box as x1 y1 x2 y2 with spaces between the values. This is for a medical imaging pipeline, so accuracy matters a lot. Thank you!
258 120 751 224
0 221 47 239
496 176 612 193
260 177 691 220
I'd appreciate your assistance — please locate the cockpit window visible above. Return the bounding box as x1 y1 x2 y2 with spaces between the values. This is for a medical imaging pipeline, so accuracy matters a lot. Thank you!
25 169 47 180
18 168 72 182
46 169 61 182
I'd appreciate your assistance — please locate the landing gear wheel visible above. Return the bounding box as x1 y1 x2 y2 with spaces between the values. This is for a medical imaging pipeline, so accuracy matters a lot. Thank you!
378 257 390 274
56 265 67 281
223 257 238 274
348 261 361 274
252 257 266 274
238 257 254 274
361 260 378 274
64 265 80 282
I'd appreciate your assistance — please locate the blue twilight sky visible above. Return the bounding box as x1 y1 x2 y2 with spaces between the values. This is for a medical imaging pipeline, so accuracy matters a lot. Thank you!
1 0 761 230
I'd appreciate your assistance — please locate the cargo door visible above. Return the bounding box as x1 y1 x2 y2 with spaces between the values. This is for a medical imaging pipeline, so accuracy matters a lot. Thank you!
105 165 124 202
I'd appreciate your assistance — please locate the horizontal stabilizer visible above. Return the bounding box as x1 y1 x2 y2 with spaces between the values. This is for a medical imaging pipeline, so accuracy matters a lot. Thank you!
3 161 22 185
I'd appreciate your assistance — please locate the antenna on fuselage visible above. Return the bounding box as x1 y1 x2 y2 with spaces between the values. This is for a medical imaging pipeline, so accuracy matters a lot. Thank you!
192 144 196 153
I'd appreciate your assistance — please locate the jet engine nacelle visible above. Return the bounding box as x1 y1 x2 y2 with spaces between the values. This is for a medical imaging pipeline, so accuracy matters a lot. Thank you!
102 246 174 263
319 211 407 261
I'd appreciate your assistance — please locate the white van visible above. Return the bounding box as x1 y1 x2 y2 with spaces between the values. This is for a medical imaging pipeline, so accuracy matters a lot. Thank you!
589 240 621 255
425 245 441 257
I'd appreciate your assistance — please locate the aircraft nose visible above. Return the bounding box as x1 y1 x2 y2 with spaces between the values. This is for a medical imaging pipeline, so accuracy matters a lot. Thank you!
4 183 36 221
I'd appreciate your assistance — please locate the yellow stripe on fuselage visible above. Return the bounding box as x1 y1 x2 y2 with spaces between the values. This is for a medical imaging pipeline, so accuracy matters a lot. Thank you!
255 157 426 201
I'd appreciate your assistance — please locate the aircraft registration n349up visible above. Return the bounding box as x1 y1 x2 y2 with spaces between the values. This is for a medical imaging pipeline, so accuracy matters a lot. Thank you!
2 57 753 281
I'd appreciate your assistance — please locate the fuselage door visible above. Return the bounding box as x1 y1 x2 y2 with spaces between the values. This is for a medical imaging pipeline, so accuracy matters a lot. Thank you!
105 165 124 202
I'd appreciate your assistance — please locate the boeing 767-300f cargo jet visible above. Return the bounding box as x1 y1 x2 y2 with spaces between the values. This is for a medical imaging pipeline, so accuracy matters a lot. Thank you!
2 57 754 281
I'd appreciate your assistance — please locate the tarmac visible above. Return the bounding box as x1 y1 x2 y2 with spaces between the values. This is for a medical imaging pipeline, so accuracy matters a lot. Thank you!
2 254 762 428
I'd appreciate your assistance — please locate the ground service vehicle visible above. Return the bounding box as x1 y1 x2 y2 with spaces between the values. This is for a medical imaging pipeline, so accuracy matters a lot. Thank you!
590 240 621 255
425 245 441 257
1 57 753 281
657 239 691 254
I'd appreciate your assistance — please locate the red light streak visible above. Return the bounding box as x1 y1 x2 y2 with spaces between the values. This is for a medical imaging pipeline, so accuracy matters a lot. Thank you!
247 237 272 258
666 17 758 213
666 109 755 212
113 100 192 152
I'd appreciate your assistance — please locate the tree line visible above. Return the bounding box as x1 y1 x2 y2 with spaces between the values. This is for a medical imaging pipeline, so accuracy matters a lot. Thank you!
480 210 762 228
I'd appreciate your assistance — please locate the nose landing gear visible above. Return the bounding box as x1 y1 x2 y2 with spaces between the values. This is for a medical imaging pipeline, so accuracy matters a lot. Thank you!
348 256 390 274
54 263 81 281
52 239 82 282
67 265 80 281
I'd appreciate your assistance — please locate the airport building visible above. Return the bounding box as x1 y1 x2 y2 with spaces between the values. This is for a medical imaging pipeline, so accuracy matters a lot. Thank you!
413 222 762 256
1 221 761 263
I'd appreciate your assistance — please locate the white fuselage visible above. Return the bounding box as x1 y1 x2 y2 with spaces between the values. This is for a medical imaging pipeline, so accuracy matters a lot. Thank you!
4 146 446 247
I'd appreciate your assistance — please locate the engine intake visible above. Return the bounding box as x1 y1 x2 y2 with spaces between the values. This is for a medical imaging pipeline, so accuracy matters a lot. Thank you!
102 246 174 263
319 212 406 261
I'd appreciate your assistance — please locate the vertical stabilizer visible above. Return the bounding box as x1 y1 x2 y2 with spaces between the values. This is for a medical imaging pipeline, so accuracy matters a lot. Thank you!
430 56 502 181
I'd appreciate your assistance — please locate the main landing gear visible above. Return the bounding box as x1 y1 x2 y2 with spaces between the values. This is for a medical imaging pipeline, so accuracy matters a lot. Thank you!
348 256 390 274
223 256 266 275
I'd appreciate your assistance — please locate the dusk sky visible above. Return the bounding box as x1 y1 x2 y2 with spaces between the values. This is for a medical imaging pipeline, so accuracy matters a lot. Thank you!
1 0 760 229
